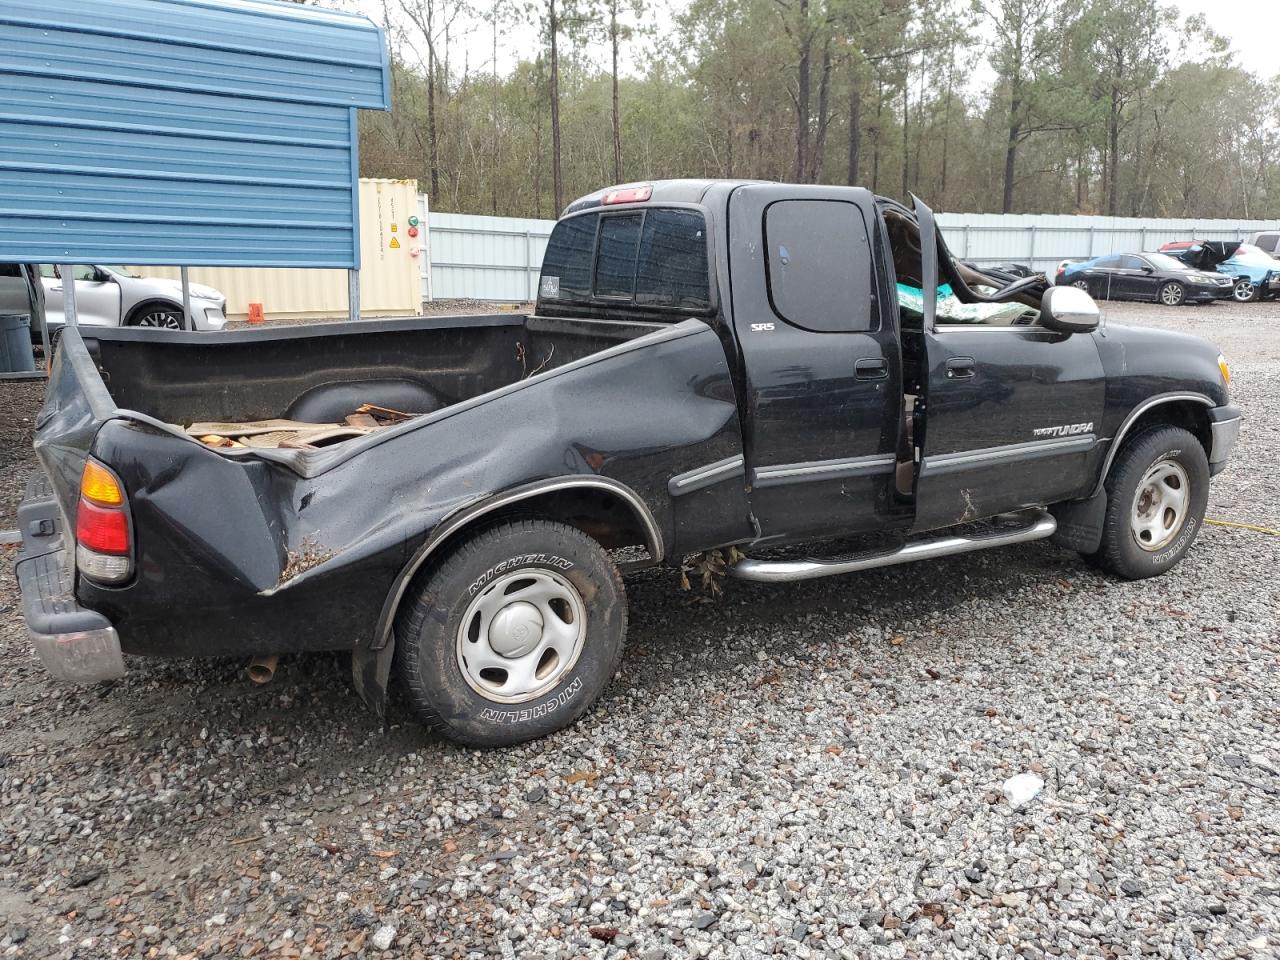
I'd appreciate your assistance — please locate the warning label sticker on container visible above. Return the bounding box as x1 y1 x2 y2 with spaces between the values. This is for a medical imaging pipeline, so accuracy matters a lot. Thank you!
389 237 400 249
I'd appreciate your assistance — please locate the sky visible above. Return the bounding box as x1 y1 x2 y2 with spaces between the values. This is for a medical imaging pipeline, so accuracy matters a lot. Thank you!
355 0 1280 85
1167 0 1280 80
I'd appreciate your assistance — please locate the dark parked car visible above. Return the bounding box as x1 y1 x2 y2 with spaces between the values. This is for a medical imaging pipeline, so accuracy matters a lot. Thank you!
17 180 1242 747
965 261 1039 280
0 263 47 348
1057 252 1233 305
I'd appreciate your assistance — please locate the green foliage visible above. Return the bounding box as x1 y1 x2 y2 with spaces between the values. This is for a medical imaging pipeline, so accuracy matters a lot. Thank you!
360 0 1280 219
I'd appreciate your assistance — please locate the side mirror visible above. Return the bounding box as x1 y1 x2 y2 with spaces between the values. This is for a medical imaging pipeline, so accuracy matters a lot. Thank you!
1141 265 1154 274
1040 285 1100 334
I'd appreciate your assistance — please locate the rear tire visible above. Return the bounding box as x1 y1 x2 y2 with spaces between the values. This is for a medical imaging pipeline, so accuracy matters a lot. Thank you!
1159 281 1186 306
394 519 626 747
1086 426 1208 580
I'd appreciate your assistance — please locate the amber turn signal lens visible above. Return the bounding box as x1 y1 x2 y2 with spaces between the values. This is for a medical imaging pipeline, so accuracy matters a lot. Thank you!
1217 354 1231 388
80 460 124 506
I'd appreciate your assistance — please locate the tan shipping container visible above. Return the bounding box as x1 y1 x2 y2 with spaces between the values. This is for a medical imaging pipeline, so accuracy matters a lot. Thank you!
139 179 423 321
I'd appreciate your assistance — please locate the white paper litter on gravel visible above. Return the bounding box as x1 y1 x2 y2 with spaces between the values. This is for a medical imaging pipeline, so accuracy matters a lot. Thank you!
1003 773 1045 810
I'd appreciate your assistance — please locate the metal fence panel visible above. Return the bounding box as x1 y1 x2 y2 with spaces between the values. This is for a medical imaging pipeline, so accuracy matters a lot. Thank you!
424 205 1280 301
425 211 554 301
935 212 1278 274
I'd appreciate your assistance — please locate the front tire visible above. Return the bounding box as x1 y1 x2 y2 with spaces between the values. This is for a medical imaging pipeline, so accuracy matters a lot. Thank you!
1159 281 1186 306
394 519 626 747
129 303 183 329
1087 426 1209 580
1232 278 1260 303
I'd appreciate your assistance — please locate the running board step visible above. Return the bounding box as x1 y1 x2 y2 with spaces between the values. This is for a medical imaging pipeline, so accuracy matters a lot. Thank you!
728 511 1057 583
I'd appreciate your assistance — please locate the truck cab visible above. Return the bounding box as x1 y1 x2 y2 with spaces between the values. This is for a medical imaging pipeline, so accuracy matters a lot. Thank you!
536 180 1238 564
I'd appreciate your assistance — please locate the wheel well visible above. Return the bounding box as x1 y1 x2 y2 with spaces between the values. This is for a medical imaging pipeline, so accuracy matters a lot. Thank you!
373 480 662 649
1119 400 1212 460
480 487 652 553
125 299 182 325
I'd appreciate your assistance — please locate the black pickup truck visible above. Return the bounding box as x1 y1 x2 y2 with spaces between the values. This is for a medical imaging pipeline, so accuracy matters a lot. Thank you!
16 180 1242 746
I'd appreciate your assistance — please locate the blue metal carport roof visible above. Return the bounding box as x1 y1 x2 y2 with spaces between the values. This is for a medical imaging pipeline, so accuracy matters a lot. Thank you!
0 0 390 268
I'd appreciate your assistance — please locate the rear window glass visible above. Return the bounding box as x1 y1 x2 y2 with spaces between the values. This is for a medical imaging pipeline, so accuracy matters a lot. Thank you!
637 210 709 307
594 215 643 298
539 214 596 299
538 208 711 312
764 200 873 333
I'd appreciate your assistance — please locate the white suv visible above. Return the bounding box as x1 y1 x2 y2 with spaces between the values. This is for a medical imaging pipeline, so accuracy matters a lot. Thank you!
1247 231 1280 256
40 265 227 331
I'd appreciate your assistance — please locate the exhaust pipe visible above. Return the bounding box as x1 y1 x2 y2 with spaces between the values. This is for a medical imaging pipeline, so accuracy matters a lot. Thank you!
247 654 279 685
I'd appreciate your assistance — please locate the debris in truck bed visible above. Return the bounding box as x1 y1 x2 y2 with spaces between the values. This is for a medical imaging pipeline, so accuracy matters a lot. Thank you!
197 434 245 448
187 407 420 451
353 403 414 424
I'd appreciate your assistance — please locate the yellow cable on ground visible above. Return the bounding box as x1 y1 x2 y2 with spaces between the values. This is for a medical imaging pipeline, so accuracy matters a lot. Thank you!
1205 518 1280 537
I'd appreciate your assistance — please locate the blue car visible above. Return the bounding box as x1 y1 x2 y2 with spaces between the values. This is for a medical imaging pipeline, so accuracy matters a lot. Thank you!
1159 240 1280 303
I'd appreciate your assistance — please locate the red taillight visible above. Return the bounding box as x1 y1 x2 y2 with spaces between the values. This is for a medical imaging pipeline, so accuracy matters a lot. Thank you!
602 185 652 205
76 499 130 554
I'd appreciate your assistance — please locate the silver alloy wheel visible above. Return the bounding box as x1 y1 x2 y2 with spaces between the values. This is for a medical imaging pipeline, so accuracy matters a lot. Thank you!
1233 279 1256 302
1072 280 1090 291
455 568 587 703
1130 459 1190 551
135 309 183 329
1160 283 1184 306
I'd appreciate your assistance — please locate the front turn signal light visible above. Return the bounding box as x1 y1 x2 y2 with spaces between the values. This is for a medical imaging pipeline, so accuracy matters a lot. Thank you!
1217 354 1231 389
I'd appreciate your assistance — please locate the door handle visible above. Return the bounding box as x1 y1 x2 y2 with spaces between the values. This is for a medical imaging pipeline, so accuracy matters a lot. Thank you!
945 356 976 379
854 357 888 380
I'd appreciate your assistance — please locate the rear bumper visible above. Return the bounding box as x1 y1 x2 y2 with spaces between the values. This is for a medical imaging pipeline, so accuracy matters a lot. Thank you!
1208 404 1243 475
13 473 125 683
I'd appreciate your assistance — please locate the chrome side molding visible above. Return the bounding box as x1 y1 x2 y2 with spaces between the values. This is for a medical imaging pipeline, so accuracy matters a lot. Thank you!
728 511 1057 583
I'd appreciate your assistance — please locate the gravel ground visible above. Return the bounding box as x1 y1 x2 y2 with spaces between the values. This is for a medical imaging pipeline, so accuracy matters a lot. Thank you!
0 380 45 531
0 300 1277 959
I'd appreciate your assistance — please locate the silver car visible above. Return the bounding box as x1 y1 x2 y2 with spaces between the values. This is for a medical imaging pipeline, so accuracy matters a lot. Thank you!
40 265 228 331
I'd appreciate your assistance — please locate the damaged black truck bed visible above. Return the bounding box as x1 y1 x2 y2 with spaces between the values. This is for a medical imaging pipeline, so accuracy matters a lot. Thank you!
16 179 1241 747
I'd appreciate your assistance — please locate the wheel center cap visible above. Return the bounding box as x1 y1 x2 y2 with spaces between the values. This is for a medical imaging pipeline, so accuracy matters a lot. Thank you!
489 602 544 658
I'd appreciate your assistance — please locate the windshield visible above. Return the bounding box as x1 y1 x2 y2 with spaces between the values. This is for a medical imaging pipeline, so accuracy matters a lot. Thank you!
1143 253 1192 272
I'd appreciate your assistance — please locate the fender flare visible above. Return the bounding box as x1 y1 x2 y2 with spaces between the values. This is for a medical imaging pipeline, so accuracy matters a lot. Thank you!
370 475 664 651
1090 391 1213 497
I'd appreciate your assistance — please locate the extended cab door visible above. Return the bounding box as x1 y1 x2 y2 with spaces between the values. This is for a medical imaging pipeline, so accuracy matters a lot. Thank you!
727 184 907 545
911 200 1106 531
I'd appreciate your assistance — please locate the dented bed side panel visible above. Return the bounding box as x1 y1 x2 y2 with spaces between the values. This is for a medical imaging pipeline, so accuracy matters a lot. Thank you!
75 321 751 658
